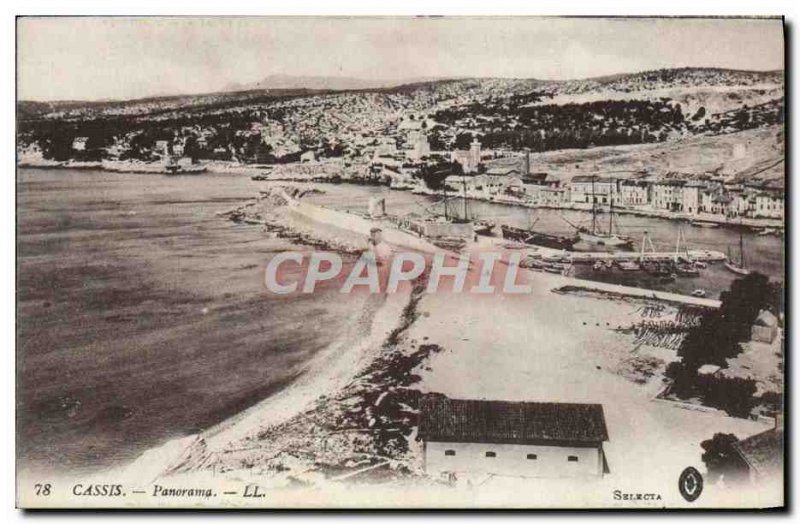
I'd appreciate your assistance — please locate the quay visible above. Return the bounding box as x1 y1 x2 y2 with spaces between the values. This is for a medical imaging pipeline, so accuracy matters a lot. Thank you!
562 249 726 264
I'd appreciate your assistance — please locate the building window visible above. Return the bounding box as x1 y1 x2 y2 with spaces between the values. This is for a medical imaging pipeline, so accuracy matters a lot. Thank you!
485 451 496 458
567 455 579 462
526 454 538 460
444 450 456 456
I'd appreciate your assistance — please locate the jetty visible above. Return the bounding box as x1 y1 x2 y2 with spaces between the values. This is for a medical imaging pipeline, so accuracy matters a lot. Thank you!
563 249 726 264
279 188 452 255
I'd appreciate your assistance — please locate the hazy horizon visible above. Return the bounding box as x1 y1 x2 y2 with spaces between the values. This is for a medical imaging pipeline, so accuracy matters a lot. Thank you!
17 17 784 102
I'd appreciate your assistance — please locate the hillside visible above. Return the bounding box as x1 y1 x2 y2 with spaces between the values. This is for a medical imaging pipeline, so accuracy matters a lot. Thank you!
16 67 784 165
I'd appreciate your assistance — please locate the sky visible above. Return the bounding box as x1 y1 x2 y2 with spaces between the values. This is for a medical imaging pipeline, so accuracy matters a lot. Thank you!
17 16 785 101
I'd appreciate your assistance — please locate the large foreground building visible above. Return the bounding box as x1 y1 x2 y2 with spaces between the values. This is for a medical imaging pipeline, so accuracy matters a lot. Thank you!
418 394 610 479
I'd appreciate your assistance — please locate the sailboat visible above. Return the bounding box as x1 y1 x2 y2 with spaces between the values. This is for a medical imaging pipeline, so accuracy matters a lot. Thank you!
573 178 634 250
724 227 751 276
432 171 494 237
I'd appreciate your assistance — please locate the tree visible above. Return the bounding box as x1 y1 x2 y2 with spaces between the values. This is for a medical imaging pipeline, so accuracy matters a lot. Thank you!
702 376 757 418
453 133 473 150
677 272 780 370
692 106 707 121
701 433 749 484
418 160 460 190
668 272 781 409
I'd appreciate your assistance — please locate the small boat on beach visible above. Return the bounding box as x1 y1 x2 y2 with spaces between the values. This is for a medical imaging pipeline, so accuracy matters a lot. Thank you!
691 289 707 298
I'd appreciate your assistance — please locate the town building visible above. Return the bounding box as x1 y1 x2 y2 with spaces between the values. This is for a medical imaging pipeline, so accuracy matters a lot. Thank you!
652 179 686 212
450 138 483 173
374 137 398 158
71 137 88 151
618 179 650 207
300 150 317 163
752 189 784 219
418 394 610 479
155 140 170 157
523 172 559 187
569 176 618 205
751 310 779 344
525 185 567 207
406 131 431 161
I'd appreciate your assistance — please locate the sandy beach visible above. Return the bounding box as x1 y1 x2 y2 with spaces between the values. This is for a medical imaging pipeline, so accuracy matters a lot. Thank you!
19 182 781 509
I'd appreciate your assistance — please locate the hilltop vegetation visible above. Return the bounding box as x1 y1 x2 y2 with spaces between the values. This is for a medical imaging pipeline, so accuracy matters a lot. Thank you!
16 67 784 164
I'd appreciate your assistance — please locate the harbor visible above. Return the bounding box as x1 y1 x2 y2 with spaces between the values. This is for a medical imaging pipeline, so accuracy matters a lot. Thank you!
285 182 783 300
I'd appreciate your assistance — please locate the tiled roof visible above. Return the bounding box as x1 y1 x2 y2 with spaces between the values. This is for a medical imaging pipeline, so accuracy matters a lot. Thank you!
418 394 608 446
733 429 783 478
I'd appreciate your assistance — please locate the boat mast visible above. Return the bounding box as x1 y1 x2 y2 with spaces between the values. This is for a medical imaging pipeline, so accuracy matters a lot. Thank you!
442 183 448 221
462 173 469 222
740 228 746 268
641 231 647 263
609 197 614 236
591 176 597 235
674 227 682 263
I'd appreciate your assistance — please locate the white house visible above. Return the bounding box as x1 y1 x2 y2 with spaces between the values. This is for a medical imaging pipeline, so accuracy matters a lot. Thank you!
155 140 170 157
751 309 779 344
525 185 566 207
418 394 610 479
618 179 650 207
450 138 482 173
72 137 89 151
569 176 618 205
300 150 317 163
681 181 708 215
652 179 686 212
752 190 784 219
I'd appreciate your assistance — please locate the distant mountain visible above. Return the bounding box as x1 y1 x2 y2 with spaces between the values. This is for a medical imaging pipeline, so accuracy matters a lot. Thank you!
16 67 784 123
223 74 447 93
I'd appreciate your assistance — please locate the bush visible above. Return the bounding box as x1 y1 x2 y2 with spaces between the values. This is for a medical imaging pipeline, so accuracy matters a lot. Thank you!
701 433 750 484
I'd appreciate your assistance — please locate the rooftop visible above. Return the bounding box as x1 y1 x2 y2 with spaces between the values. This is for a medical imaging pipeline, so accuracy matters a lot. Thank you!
732 428 783 478
571 175 615 184
485 166 520 176
418 394 609 446
754 309 778 328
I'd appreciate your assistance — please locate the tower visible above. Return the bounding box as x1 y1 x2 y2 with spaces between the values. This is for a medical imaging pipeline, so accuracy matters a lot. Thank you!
469 138 481 172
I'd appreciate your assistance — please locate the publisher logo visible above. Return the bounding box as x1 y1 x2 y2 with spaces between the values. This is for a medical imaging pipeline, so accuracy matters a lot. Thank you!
678 467 703 502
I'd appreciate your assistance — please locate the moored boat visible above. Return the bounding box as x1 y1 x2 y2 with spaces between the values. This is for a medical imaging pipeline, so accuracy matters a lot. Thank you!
473 220 496 236
500 224 577 250
724 261 751 276
724 225 751 276
690 220 720 229
617 260 641 272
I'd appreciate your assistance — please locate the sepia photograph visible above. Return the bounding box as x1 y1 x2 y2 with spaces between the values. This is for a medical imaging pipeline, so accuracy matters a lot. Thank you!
13 14 785 510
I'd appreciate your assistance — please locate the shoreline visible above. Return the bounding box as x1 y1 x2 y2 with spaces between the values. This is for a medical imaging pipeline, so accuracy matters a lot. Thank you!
17 159 784 230
101 190 724 484
31 185 779 508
